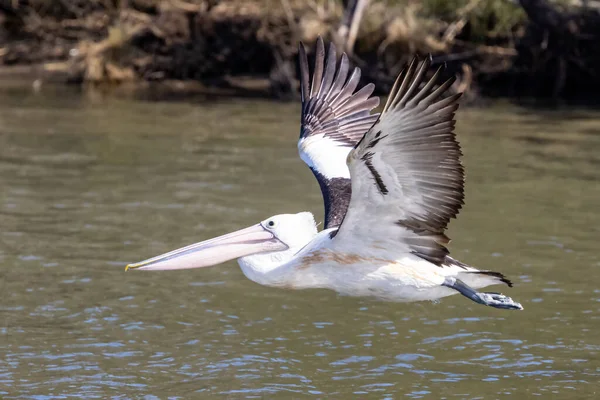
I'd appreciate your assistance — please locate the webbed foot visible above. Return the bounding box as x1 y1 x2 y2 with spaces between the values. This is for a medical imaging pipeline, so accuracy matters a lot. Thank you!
443 277 523 311
475 291 523 310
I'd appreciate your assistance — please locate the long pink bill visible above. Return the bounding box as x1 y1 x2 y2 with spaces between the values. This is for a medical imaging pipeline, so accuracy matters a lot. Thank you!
125 223 287 271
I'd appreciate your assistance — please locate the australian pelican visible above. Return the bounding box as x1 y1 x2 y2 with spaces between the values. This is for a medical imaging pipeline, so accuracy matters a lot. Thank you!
127 38 522 311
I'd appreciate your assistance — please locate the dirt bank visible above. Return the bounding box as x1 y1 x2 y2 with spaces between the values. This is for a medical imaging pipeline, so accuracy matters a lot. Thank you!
1 0 600 102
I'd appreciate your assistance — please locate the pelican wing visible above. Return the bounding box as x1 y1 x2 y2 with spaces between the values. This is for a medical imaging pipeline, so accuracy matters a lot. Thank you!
298 37 379 229
333 57 464 266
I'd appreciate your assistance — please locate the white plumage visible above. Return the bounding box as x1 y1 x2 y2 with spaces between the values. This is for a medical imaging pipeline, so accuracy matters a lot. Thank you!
127 38 522 311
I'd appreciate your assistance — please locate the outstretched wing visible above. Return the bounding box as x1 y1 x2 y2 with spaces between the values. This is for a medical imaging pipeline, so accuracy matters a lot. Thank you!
333 57 464 266
298 37 379 229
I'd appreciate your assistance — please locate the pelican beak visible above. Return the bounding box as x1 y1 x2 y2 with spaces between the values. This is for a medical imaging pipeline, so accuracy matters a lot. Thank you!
125 223 287 271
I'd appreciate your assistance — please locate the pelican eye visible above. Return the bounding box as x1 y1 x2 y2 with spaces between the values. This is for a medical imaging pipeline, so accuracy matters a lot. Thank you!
267 220 275 228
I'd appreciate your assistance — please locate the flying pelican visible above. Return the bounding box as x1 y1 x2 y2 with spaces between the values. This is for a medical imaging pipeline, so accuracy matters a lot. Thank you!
126 38 522 310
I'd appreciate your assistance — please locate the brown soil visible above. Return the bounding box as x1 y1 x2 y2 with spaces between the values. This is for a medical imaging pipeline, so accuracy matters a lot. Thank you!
1 0 600 102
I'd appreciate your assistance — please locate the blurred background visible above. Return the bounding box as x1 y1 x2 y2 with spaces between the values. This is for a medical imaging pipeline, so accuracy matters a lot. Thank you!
1 0 600 101
1 0 600 399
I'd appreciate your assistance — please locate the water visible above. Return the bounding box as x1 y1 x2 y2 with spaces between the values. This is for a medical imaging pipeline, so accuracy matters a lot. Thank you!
1 84 599 398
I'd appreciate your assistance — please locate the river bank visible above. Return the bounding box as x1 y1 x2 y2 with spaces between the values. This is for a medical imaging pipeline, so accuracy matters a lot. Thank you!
1 0 600 102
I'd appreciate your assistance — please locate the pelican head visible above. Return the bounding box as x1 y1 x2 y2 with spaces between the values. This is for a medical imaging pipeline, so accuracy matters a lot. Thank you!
126 212 318 278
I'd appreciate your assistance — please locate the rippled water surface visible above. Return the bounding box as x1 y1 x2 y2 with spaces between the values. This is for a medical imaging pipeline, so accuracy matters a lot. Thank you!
1 85 599 398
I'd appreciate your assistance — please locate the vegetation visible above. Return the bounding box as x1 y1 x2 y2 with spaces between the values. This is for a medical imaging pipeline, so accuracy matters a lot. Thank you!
0 0 599 101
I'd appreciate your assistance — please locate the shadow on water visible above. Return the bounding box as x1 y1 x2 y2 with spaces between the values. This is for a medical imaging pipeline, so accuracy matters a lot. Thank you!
0 83 599 398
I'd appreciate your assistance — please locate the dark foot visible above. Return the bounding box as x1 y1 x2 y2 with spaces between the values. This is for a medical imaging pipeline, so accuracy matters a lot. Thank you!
443 277 523 311
475 292 523 310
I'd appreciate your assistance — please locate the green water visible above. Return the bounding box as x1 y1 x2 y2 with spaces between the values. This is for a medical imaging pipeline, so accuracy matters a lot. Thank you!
0 85 599 398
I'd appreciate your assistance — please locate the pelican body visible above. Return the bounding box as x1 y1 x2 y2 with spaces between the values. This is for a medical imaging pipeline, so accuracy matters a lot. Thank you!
127 38 522 311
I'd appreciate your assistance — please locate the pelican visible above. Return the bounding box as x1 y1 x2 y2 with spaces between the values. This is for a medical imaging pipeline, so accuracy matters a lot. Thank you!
126 38 522 311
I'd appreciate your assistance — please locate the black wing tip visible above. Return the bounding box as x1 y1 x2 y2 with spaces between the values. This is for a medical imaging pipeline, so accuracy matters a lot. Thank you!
406 53 433 69
298 36 331 58
316 35 325 47
383 52 462 114
299 35 325 48
471 271 514 288
445 75 458 89
300 36 332 102
298 41 308 62
316 35 339 61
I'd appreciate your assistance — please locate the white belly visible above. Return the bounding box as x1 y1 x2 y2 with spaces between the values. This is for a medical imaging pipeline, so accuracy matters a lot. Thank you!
260 253 461 302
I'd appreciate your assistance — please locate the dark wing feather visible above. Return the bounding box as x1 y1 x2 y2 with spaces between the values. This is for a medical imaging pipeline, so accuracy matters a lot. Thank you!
298 37 380 229
299 38 379 146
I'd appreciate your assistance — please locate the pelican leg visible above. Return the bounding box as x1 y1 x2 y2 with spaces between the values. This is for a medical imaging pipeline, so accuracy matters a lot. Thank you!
443 277 523 310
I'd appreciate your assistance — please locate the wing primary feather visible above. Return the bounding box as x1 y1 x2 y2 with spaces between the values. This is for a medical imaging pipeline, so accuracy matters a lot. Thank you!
328 53 350 99
389 57 418 112
318 43 337 99
330 67 362 109
335 83 376 113
310 37 325 98
398 57 430 108
382 70 401 114
421 76 457 107
298 42 310 105
298 43 310 104
428 94 461 113
408 66 442 107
